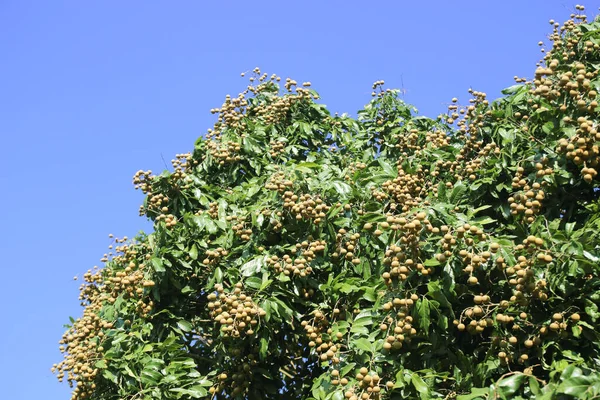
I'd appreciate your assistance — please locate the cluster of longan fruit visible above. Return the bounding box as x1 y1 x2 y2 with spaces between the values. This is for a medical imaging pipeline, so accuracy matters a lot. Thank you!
230 217 252 241
331 229 363 267
385 214 428 256
429 135 492 182
207 201 219 219
461 142 499 181
55 237 156 400
202 247 228 267
381 166 427 211
372 80 385 91
207 283 265 337
382 245 416 283
138 191 168 217
423 129 450 150
494 332 542 366
106 256 156 317
156 213 178 228
557 116 599 181
106 262 148 294
558 116 599 154
206 139 242 165
432 224 491 285
508 179 546 223
209 89 249 131
264 171 293 193
381 296 418 349
445 96 463 125
53 308 101 399
454 89 489 136
268 139 286 158
524 11 600 185
381 244 428 284
541 312 581 335
297 239 327 260
455 295 494 335
168 152 192 180
342 367 394 400
344 161 368 181
283 77 314 94
250 89 296 125
459 251 490 282
302 310 342 364
388 127 435 157
493 309 581 366
268 239 326 277
538 58 597 107
369 187 389 202
223 68 316 128
282 191 330 224
454 135 486 163
500 252 550 305
209 361 254 397
268 253 313 277
132 169 154 193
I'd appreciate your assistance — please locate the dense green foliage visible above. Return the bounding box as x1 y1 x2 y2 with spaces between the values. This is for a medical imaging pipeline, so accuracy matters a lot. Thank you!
55 8 600 400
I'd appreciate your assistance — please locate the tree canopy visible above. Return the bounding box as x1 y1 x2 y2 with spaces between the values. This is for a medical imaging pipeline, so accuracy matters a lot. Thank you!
54 7 600 400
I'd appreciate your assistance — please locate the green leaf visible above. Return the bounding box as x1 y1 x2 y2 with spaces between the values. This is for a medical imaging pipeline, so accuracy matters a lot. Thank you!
331 181 352 196
352 338 373 353
496 373 526 398
340 363 356 377
169 385 208 398
424 258 441 267
177 320 192 332
214 267 223 283
243 135 262 154
556 376 594 397
456 387 490 400
377 157 397 177
449 182 467 204
191 214 207 231
331 391 345 400
244 276 262 290
140 368 162 385
363 288 376 302
189 244 198 260
501 84 522 95
102 369 118 384
240 256 266 277
583 250 599 262
259 337 269 360
411 373 429 395
427 281 452 309
296 162 320 170
417 298 431 332
151 257 165 273
350 316 373 334
528 376 541 396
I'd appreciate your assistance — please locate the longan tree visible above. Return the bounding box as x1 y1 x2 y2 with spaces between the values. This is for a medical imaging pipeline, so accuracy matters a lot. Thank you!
55 7 600 400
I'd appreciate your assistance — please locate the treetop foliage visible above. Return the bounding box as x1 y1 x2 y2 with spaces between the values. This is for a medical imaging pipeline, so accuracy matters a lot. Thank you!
55 6 600 400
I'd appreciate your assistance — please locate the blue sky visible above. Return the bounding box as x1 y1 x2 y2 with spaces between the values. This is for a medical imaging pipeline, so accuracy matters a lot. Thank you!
0 1 585 398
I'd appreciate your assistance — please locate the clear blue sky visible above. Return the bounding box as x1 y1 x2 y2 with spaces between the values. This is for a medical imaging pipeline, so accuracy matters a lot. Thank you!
0 1 586 398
